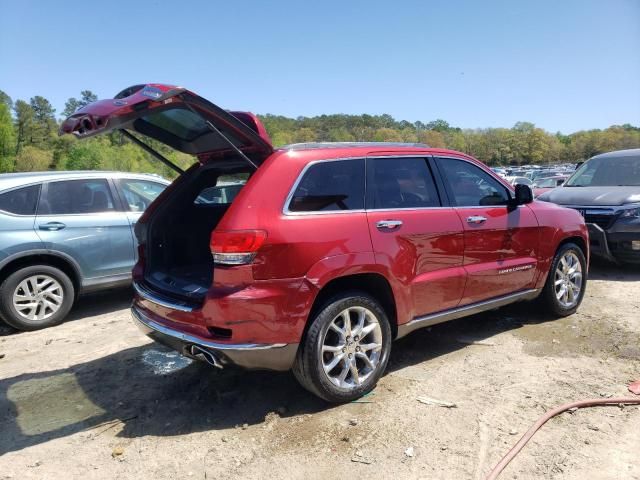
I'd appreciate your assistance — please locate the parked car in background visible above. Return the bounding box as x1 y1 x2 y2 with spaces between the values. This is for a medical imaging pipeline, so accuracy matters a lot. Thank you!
61 83 589 402
505 176 534 188
0 171 169 330
538 149 640 264
533 175 569 197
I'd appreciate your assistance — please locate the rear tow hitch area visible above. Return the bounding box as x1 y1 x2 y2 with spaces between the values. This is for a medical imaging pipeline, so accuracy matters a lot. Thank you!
188 345 224 369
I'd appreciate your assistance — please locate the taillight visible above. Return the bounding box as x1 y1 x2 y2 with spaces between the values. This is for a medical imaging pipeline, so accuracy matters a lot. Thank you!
210 230 267 265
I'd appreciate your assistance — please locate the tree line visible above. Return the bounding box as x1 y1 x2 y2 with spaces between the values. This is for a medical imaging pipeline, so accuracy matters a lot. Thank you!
1 89 638 179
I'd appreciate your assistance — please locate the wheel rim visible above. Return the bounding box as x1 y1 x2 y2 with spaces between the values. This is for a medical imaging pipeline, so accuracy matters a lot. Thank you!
554 251 583 309
12 274 64 322
320 306 383 389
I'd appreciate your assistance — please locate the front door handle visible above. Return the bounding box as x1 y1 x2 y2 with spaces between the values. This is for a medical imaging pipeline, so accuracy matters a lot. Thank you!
376 220 403 230
39 222 66 231
466 215 487 225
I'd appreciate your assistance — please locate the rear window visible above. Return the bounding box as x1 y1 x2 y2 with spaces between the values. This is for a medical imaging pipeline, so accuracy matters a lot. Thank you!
288 159 365 212
40 179 115 214
0 184 40 215
195 173 250 205
139 108 209 142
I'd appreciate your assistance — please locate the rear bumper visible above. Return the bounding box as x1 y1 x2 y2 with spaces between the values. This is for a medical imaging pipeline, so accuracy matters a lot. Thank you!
587 223 640 264
131 305 298 371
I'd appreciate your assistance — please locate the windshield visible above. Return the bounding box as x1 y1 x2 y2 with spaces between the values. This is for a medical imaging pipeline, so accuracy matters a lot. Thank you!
566 155 640 187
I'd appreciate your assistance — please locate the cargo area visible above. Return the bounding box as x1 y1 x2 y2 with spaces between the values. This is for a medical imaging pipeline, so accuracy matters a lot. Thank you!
142 161 252 304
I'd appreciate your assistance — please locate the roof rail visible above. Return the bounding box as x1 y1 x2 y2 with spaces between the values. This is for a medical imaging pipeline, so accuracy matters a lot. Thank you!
279 142 430 151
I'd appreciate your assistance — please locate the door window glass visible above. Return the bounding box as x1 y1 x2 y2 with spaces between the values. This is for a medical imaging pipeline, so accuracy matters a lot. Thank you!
288 159 365 212
40 179 115 214
195 173 250 205
438 158 510 206
368 157 440 209
0 184 40 215
120 179 167 211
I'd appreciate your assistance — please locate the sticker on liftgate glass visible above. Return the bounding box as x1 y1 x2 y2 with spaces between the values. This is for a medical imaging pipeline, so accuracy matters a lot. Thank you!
497 264 534 275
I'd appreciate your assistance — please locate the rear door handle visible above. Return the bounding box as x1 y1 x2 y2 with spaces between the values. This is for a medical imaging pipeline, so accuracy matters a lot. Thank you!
39 222 66 231
376 220 403 230
466 216 487 225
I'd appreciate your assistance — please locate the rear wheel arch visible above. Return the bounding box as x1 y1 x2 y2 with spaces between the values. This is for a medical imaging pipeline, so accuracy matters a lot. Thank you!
305 273 398 340
0 253 82 298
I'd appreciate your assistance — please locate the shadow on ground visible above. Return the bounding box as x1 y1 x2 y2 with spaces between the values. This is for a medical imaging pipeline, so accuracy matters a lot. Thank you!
1 260 637 455
0 299 558 456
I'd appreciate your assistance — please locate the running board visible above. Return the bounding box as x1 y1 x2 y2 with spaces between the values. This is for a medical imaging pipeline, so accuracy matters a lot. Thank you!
396 289 541 339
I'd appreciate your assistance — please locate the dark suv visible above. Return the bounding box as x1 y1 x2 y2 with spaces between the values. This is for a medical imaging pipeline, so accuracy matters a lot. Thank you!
62 83 589 402
538 149 640 264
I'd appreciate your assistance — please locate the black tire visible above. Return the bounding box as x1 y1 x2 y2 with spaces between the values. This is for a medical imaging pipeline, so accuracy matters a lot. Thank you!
540 242 587 317
293 291 392 403
0 265 75 331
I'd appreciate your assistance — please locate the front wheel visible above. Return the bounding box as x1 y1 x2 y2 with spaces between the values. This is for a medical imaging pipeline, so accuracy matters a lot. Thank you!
540 243 587 316
0 265 75 331
293 291 392 403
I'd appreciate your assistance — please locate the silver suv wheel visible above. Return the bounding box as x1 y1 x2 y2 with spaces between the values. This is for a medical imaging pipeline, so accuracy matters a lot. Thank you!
13 274 64 321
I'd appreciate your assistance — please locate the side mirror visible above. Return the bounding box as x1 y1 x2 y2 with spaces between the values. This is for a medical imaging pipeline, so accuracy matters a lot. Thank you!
514 183 533 205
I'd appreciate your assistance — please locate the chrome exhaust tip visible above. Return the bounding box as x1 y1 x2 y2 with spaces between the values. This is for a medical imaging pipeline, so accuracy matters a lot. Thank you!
189 345 223 369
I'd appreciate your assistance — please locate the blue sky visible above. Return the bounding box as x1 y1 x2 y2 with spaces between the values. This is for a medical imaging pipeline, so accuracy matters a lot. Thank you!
1 0 638 133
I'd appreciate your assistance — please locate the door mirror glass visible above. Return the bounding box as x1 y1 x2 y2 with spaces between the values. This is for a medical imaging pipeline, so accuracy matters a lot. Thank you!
514 183 533 205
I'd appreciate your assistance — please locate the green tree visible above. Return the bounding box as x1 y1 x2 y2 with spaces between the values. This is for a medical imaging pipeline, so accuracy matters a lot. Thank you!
0 90 13 109
29 96 57 147
62 90 98 117
0 100 16 172
13 100 35 154
15 146 52 171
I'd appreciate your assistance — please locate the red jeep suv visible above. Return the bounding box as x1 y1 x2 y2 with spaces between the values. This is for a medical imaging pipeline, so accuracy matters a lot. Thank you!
62 84 589 402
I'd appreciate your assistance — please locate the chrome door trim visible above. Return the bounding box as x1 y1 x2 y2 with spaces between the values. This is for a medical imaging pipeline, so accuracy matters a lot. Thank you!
396 288 541 339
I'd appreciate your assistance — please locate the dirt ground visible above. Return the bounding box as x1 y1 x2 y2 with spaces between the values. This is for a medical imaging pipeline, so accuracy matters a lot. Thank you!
1 259 639 480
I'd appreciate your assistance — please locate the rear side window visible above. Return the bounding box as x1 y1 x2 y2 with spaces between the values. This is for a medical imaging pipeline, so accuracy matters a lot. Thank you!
0 185 40 215
438 158 510 207
367 157 440 209
195 173 250 205
40 179 115 214
288 159 365 212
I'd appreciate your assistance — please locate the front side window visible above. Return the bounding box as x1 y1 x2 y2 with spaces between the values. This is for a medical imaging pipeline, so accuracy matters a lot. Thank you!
288 159 365 212
40 179 115 214
438 158 510 207
120 179 167 211
0 184 40 215
367 157 440 209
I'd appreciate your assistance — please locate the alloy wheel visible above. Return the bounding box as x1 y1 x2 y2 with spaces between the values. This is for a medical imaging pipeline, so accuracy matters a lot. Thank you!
12 274 64 322
554 251 583 309
320 306 383 389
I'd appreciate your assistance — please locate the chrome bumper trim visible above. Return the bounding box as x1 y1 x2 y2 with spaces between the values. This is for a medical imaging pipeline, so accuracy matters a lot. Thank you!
133 281 195 313
131 306 287 350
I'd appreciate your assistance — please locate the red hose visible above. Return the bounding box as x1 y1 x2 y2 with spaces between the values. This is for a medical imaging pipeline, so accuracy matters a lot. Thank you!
484 397 640 480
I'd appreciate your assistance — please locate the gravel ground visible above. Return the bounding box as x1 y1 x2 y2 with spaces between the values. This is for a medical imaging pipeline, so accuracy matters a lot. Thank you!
1 259 639 480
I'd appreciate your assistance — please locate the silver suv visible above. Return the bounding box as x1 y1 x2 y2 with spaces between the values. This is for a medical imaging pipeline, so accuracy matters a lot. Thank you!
0 171 169 330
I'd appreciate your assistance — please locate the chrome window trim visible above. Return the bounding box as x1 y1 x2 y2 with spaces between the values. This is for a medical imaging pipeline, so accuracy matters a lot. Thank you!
282 154 447 216
0 182 42 217
282 157 366 216
433 155 514 206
